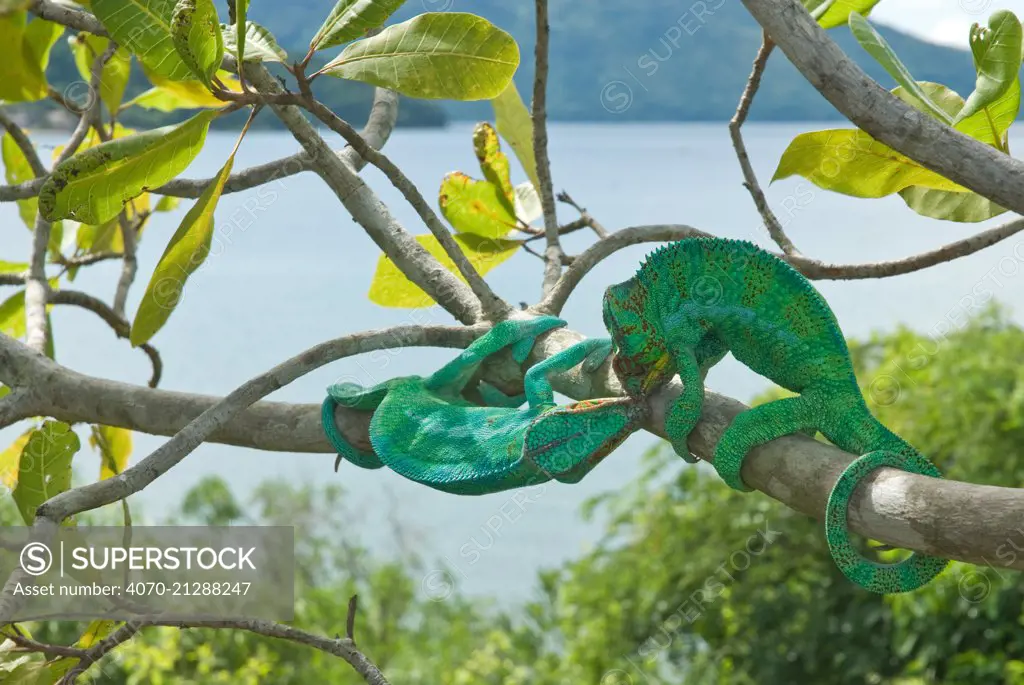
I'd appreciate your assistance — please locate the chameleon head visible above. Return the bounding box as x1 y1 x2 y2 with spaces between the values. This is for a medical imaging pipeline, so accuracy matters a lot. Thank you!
602 278 672 397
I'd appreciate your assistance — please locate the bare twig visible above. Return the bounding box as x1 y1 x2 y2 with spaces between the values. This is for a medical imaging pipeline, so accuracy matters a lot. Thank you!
2 629 87 659
57 621 143 684
532 0 565 293
54 42 116 166
299 96 510 319
112 212 138 317
557 191 609 239
729 34 801 256
346 595 358 642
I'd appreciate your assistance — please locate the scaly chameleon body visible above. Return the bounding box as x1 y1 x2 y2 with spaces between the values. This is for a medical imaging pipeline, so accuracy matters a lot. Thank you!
322 317 645 495
602 237 947 593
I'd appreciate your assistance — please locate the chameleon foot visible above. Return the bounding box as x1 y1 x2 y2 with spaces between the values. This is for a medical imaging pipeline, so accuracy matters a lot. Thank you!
825 450 948 593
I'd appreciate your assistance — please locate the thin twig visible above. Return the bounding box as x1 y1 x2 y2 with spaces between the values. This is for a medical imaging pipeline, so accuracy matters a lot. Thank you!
153 620 390 684
346 594 358 642
2 629 87 659
729 34 801 256
532 0 564 294
57 621 143 684
54 42 116 166
557 191 609 239
112 212 138 317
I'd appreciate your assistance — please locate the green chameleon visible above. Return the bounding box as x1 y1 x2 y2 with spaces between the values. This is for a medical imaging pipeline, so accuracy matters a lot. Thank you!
321 317 645 495
601 237 948 594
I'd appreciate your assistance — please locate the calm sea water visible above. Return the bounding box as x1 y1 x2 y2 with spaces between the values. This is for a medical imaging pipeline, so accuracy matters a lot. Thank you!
4 122 1023 600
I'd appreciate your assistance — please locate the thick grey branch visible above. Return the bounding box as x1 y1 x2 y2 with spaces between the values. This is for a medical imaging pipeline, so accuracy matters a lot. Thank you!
741 0 1024 216
29 0 106 35
243 63 482 324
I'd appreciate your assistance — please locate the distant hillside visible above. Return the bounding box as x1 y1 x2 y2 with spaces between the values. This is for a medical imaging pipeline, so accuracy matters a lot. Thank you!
21 1 977 128
252 0 976 122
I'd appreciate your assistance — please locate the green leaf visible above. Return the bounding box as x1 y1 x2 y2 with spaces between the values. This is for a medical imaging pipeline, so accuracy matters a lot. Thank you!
12 421 80 525
130 147 235 345
321 12 519 100
0 13 63 102
222 20 286 62
491 81 540 192
0 429 32 490
0 289 26 339
472 122 516 215
848 13 952 123
70 33 131 114
233 0 248 67
805 0 882 29
171 0 224 86
369 233 518 308
91 0 194 81
957 10 1023 123
310 0 408 52
39 109 218 224
439 172 518 239
773 129 966 198
155 195 181 212
89 425 132 480
2 131 38 228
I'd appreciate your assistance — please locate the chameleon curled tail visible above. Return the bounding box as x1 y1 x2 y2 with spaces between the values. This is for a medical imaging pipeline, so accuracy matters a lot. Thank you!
602 237 948 594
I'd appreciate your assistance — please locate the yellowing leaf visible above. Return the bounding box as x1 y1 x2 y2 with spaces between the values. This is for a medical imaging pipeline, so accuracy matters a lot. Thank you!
439 171 518 239
70 33 131 114
131 149 235 345
13 421 80 525
0 429 32 489
473 122 516 215
804 0 881 29
322 13 519 101
171 0 224 86
2 131 38 228
124 67 241 111
89 425 132 480
0 289 26 338
369 233 518 308
491 81 540 191
772 128 965 198
0 13 63 102
39 109 219 224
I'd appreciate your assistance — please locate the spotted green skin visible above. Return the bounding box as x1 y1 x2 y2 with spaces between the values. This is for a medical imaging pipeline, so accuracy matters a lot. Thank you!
602 237 948 594
322 317 645 496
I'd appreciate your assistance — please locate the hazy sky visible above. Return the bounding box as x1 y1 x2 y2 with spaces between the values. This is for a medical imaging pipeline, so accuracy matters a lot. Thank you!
873 0 1024 46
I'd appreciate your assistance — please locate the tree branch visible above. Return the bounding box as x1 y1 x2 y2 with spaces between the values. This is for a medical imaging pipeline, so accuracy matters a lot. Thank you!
57 621 143 684
532 0 564 294
741 0 1024 217
153 620 390 685
29 0 105 35
729 34 801 256
242 63 483 324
